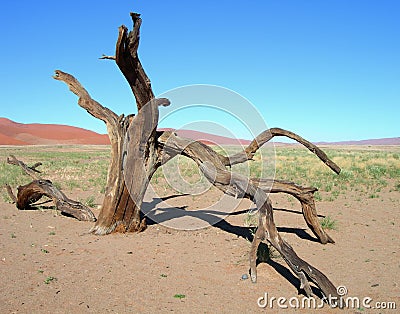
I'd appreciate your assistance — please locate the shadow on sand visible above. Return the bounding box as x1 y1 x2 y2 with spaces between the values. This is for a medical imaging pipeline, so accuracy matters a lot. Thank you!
142 193 324 297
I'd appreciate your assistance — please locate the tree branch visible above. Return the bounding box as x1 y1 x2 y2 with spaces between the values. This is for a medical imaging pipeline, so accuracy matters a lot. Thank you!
157 131 338 300
4 184 17 203
253 178 334 244
53 70 119 131
7 155 41 180
224 128 341 174
99 54 116 60
115 12 154 111
157 130 334 243
6 156 96 222
16 180 96 221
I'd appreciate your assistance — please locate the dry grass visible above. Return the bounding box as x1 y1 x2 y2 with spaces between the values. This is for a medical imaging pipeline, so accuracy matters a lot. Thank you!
1 144 399 204
272 145 400 201
0 145 110 202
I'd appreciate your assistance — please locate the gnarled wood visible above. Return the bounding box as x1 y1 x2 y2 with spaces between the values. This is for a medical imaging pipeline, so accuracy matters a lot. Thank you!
53 68 146 234
254 178 335 244
6 156 96 221
54 13 162 234
115 12 154 111
16 180 96 221
7 155 41 180
158 131 336 243
223 128 341 175
119 97 170 232
214 127 340 244
157 131 340 302
4 184 17 203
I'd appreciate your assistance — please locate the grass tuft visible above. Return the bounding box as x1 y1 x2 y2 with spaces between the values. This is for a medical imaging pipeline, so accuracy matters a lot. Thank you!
320 216 337 230
173 294 186 299
44 276 57 284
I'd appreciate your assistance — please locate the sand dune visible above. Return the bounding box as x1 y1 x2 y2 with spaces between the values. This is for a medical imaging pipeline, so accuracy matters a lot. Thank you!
1 117 398 146
0 118 110 145
0 118 251 146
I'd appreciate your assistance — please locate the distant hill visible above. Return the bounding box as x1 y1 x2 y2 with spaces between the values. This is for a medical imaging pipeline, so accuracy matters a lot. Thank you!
315 138 400 146
0 118 250 146
0 118 251 146
0 117 398 146
0 118 110 145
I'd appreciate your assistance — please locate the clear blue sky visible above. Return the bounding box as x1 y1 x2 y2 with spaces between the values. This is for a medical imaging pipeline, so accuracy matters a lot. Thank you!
0 0 399 142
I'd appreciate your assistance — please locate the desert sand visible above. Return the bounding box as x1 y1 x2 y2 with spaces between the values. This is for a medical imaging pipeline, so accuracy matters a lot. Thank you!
1 182 399 313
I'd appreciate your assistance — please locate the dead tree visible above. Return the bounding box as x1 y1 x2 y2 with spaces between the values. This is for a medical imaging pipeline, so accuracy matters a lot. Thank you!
157 131 339 299
6 155 96 221
53 12 342 301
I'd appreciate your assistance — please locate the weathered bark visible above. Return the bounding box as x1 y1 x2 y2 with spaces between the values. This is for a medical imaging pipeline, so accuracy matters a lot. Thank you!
216 128 339 244
4 184 17 203
53 69 128 232
6 156 95 221
158 130 336 244
16 180 96 221
7 155 42 180
115 13 155 112
53 13 166 234
254 178 335 244
223 128 341 175
52 68 146 234
157 131 340 302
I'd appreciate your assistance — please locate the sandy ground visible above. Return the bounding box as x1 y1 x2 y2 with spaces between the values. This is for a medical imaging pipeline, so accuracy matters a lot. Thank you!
1 185 399 313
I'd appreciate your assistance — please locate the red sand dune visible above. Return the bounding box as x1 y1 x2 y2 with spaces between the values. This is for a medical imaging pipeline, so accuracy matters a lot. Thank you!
0 132 28 145
0 118 110 145
1 118 398 146
0 118 250 146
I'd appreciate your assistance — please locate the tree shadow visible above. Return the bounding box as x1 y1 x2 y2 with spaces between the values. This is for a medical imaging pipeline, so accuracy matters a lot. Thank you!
274 207 326 218
277 227 319 243
143 194 325 298
266 258 324 299
19 200 54 211
144 195 318 243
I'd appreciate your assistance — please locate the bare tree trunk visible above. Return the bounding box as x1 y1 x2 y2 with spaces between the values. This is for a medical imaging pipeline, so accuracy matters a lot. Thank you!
53 14 171 234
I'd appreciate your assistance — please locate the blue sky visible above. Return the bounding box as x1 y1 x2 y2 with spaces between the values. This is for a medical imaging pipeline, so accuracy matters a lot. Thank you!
0 0 399 142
